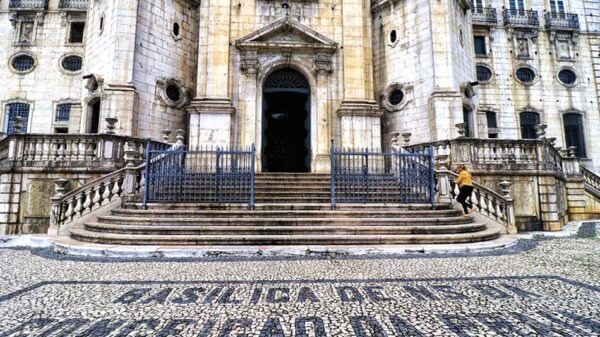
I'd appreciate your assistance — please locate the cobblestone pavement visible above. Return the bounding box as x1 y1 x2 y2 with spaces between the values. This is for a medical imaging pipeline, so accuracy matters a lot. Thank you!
0 229 599 336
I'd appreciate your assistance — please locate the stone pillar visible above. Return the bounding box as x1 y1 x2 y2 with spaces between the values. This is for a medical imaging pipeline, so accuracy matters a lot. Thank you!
435 155 453 205
238 56 259 169
563 153 587 221
314 66 332 172
538 175 563 231
499 181 518 234
188 0 235 149
337 0 382 149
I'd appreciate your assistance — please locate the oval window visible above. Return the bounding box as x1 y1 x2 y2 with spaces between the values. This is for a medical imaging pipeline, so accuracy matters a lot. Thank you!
62 55 83 72
390 30 397 44
476 65 492 82
173 22 180 37
166 84 181 102
558 69 577 85
388 89 404 106
515 67 536 84
11 54 35 72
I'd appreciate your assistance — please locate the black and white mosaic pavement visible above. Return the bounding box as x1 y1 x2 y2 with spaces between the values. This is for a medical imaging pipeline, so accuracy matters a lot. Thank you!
0 231 599 336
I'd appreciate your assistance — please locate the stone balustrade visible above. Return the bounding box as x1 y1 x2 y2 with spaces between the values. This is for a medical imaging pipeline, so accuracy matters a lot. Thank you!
406 138 567 176
435 165 517 234
50 162 145 233
0 134 163 172
581 166 600 196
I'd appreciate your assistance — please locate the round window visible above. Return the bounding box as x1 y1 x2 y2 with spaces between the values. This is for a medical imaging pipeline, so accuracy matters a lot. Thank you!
166 85 181 102
476 65 492 82
11 54 35 72
558 69 577 85
515 67 536 84
388 89 404 106
62 55 83 72
390 30 397 44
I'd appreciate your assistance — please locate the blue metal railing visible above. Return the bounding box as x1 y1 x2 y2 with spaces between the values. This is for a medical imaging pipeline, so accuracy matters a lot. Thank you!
330 143 435 209
143 143 255 208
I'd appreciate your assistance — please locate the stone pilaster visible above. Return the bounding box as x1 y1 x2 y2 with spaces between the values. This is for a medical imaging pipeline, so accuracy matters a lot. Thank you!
189 0 235 148
337 0 382 150
187 98 235 149
337 101 383 149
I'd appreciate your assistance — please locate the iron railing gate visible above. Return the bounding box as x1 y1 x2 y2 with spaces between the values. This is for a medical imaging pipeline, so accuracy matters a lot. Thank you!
143 144 255 208
330 144 435 208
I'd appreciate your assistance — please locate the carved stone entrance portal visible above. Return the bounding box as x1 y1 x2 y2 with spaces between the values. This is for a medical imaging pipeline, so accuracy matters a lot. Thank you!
262 69 311 172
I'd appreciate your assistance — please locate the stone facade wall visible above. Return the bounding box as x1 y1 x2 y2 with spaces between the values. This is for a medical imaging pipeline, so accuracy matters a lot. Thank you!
131 0 198 139
374 0 476 148
0 1 85 135
474 0 600 171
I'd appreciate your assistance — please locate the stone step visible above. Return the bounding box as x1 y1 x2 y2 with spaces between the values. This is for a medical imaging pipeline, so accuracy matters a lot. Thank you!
69 227 501 245
111 208 463 218
123 202 449 211
83 222 487 235
96 215 473 226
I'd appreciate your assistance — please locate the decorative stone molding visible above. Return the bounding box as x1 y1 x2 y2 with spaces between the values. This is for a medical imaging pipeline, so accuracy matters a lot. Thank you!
156 77 190 109
240 50 260 74
186 98 235 115
336 100 382 118
236 17 337 76
380 82 413 112
314 54 332 75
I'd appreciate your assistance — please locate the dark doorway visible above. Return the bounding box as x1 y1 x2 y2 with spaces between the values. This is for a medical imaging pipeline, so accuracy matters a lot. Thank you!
262 69 311 172
89 100 101 133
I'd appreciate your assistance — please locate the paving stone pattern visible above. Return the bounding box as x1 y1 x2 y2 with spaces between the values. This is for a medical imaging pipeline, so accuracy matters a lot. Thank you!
0 236 599 336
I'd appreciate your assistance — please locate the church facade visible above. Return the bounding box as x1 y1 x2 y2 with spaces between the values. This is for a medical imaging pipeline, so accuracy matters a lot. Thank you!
5 0 599 173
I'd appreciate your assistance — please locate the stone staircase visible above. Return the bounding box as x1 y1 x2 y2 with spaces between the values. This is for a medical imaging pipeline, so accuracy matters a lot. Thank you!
69 173 502 245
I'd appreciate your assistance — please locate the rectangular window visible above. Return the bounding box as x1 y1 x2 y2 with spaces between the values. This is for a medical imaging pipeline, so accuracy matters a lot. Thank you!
463 109 474 137
56 104 71 122
549 0 565 13
564 113 586 158
474 36 487 55
69 22 85 43
520 112 540 139
486 111 498 128
510 0 525 10
54 127 69 134
5 103 30 134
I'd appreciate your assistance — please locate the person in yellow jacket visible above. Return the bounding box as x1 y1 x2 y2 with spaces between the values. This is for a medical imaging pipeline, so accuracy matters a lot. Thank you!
456 165 478 216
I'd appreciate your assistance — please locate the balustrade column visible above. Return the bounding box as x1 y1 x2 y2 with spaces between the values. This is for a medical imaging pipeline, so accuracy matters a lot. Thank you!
49 178 69 235
434 155 453 204
499 181 517 234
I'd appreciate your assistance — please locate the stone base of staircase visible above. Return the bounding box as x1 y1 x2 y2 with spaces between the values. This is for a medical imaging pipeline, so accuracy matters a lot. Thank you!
67 173 503 247
53 232 517 258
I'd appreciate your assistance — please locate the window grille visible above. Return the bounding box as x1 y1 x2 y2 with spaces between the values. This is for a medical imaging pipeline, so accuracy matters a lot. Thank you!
558 69 576 85
56 104 71 122
12 55 35 72
516 67 536 84
5 103 30 134
477 65 493 82
264 69 309 89
69 22 85 43
62 56 83 72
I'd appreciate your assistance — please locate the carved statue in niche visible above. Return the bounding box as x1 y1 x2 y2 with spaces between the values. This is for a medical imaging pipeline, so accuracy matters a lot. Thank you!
19 22 34 44
556 39 571 60
517 38 529 57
